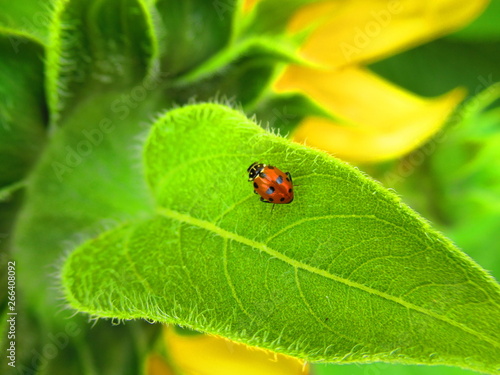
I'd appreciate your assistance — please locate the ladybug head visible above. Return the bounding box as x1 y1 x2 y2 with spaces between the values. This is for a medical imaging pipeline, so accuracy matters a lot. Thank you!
247 162 266 181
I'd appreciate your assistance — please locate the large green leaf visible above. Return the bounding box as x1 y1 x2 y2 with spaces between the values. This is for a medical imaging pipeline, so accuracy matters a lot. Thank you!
47 0 157 126
63 104 500 374
11 0 165 373
314 362 479 375
11 87 163 374
0 33 46 189
0 0 54 43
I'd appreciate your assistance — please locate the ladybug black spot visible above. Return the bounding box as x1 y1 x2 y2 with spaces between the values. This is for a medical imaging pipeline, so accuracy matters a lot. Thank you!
276 175 283 184
268 166 275 169
280 197 285 202
259 173 267 179
253 182 259 189
289 188 293 193
266 186 275 195
269 198 274 202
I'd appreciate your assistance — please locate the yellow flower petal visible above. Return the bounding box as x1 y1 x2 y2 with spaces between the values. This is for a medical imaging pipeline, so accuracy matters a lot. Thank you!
288 0 489 68
163 326 309 375
275 65 465 162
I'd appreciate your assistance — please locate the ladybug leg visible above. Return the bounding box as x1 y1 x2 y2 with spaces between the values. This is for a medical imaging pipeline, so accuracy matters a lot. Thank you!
286 171 300 187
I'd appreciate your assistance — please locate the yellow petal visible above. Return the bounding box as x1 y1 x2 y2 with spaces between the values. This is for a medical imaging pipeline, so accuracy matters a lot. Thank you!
275 65 465 162
163 326 309 375
288 0 489 68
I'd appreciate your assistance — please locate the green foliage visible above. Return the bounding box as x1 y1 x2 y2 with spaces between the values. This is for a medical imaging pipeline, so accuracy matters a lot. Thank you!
63 104 500 374
451 1 500 41
251 92 336 135
430 84 500 276
0 0 54 43
242 0 323 35
46 0 158 125
314 362 480 375
370 84 500 283
155 0 239 76
1 0 499 374
0 34 46 189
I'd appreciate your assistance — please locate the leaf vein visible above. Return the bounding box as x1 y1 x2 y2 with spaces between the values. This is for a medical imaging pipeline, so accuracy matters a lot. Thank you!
123 225 155 295
294 268 357 344
158 207 500 349
222 238 254 321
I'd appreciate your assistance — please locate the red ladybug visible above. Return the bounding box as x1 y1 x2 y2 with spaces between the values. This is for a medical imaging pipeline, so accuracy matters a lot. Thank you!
247 162 294 204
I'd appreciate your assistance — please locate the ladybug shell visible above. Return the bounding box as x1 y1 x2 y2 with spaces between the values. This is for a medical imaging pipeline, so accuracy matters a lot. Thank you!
248 163 294 204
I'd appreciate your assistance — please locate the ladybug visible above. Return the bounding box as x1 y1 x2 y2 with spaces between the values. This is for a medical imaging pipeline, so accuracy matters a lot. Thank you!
247 162 294 204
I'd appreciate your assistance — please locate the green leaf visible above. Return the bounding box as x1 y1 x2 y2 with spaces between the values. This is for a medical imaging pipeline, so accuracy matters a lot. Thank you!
10 1 166 372
47 0 157 126
0 33 46 189
174 36 306 86
63 103 500 374
314 362 479 375
243 0 323 35
12 88 163 374
0 0 54 43
154 0 239 76
14 89 159 323
171 57 277 109
0 180 26 202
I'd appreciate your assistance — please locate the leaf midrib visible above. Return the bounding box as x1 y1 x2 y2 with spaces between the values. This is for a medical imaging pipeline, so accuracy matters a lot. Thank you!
157 207 500 349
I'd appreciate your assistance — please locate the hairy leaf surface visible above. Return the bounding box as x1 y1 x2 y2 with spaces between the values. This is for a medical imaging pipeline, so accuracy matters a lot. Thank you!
63 104 500 374
47 0 156 126
155 0 238 76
